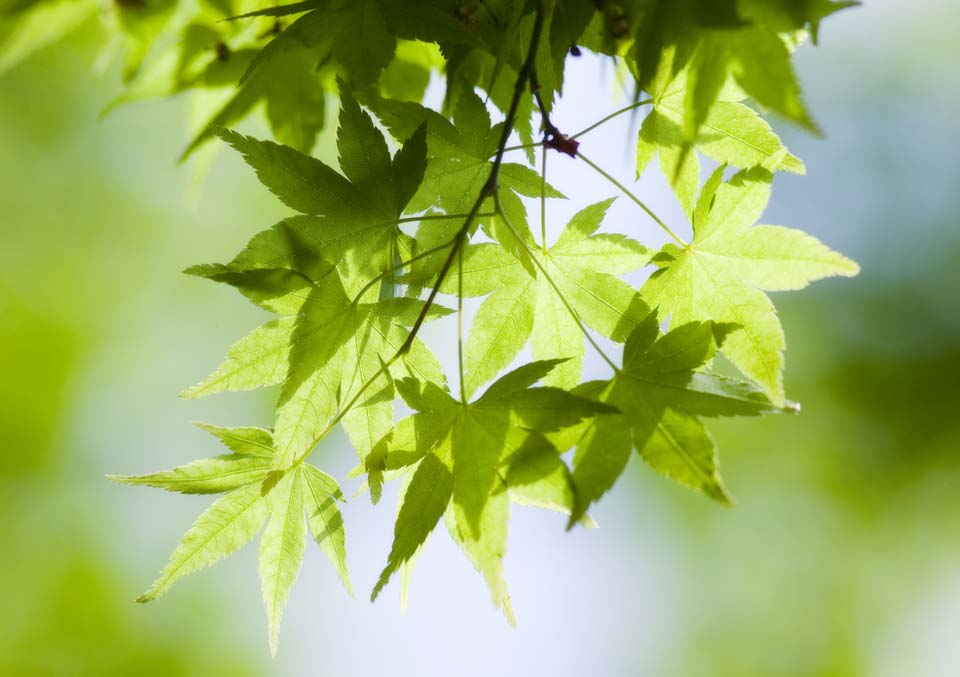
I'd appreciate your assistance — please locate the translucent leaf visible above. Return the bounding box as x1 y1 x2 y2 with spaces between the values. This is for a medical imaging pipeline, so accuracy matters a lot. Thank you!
301 465 352 594
108 455 272 495
258 471 307 656
138 482 269 602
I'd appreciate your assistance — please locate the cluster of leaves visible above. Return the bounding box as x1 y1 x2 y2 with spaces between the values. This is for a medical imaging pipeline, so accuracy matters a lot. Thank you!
5 0 860 654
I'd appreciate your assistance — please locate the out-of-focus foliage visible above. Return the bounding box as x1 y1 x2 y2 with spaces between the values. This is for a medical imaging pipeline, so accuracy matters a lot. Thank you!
0 496 263 677
0 30 272 676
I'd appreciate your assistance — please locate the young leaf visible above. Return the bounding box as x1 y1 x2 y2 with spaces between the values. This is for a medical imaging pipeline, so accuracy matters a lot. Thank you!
641 166 859 404
108 455 272 495
447 199 650 393
217 83 427 294
637 47 804 217
137 481 270 603
371 361 613 613
301 464 352 595
275 271 450 470
259 470 307 656
568 314 793 525
181 318 294 399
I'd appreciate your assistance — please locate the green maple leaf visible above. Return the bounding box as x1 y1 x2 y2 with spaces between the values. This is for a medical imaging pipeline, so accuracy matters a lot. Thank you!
274 268 449 469
180 317 296 399
183 261 449 468
441 198 649 396
105 9 331 161
180 47 331 160
184 84 449 464
110 425 350 654
681 26 820 141
367 360 616 620
0 0 99 74
738 0 859 44
641 165 859 405
361 88 565 280
637 46 804 218
209 80 427 295
567 312 792 523
239 0 397 88
183 81 451 467
609 5 826 149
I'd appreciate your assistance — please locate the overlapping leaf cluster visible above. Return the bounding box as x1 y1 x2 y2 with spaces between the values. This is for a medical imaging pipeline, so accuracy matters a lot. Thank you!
4 0 859 653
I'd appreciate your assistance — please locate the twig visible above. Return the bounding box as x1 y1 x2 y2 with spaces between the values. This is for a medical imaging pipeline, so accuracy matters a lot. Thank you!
294 2 549 464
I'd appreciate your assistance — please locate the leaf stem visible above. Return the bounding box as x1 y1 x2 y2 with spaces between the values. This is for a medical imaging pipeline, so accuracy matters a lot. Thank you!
576 150 688 247
539 145 548 253
500 141 542 154
569 99 653 140
352 238 458 304
457 244 466 403
396 212 495 225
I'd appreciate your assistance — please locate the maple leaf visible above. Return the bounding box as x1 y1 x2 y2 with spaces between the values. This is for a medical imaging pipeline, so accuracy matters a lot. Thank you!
682 26 821 140
180 48 332 161
566 312 793 523
637 46 804 218
183 262 450 469
442 198 650 395
238 0 396 88
361 88 566 280
0 0 99 74
739 0 860 44
208 80 427 296
367 360 616 620
110 425 350 654
274 269 450 469
641 165 859 405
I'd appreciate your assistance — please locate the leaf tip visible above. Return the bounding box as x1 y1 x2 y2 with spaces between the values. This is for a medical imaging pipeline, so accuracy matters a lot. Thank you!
178 386 201 400
135 589 156 604
707 481 736 507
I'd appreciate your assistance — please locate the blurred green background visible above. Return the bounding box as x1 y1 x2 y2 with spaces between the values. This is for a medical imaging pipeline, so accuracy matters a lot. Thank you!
1 1 958 675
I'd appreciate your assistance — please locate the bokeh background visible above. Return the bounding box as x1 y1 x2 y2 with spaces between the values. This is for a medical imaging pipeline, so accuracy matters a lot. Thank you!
2 0 958 674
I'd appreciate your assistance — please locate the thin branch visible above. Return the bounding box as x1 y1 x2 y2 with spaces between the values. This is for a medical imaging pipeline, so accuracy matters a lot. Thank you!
294 2 549 464
293 359 395 466
485 5 547 191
